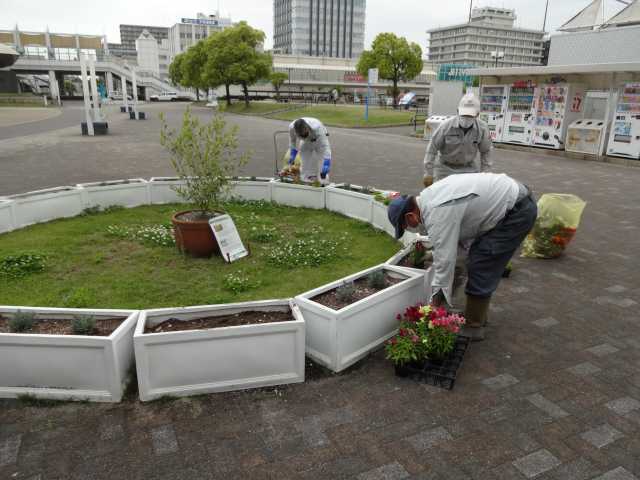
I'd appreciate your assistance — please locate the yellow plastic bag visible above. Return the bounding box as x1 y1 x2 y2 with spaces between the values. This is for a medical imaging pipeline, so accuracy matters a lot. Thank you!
521 193 587 259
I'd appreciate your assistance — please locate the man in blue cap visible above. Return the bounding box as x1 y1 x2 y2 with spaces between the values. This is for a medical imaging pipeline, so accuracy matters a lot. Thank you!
388 172 537 341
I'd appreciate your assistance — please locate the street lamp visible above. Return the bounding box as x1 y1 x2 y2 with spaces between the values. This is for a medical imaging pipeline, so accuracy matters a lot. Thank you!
491 50 505 68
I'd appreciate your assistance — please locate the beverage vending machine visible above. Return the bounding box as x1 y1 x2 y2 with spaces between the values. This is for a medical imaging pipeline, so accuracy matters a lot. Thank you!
479 85 508 143
607 83 640 160
532 84 586 150
502 82 538 145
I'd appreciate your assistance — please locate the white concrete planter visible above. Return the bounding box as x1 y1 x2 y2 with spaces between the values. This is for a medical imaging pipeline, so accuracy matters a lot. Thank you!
9 186 85 228
295 264 426 373
0 307 138 402
325 184 374 223
77 178 150 209
134 299 305 401
0 199 15 234
371 200 396 237
271 180 326 209
229 177 274 202
149 177 188 204
385 241 434 294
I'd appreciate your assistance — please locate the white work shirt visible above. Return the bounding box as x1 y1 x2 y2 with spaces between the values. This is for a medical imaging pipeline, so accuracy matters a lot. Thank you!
417 173 519 305
424 116 493 180
289 117 332 180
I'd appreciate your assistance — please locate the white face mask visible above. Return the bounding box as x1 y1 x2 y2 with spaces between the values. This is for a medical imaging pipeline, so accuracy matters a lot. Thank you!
459 116 475 129
405 224 428 236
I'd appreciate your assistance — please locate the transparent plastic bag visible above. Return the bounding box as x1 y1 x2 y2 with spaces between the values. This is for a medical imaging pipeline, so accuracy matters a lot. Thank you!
521 193 587 259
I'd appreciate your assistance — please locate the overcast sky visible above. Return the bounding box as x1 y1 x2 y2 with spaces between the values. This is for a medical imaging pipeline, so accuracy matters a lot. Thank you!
1 0 626 53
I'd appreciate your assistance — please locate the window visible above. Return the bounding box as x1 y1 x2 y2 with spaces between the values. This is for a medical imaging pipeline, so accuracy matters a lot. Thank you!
80 49 96 60
54 47 80 61
24 45 48 59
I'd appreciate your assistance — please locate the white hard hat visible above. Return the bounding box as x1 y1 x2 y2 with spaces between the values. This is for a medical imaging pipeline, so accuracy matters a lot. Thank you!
458 93 480 116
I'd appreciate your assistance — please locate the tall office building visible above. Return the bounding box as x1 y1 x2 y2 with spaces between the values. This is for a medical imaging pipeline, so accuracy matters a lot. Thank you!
168 13 233 59
428 7 545 68
273 0 366 58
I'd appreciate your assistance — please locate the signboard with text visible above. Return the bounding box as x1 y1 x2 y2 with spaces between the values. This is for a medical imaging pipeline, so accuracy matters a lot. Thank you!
368 68 379 84
344 73 365 83
182 18 219 26
437 64 475 86
209 215 248 263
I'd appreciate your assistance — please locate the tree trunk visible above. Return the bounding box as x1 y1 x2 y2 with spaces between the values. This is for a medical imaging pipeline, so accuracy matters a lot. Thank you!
242 82 250 107
196 89 200 101
275 86 280 102
225 84 231 106
392 79 399 108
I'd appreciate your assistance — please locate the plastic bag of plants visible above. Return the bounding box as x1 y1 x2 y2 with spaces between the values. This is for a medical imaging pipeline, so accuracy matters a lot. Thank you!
521 193 586 259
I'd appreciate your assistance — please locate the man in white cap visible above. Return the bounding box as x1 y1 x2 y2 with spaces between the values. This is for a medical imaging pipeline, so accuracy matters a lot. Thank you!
423 93 493 187
287 117 332 183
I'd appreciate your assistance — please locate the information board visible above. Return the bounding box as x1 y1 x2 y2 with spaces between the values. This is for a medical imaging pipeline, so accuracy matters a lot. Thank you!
209 215 248 263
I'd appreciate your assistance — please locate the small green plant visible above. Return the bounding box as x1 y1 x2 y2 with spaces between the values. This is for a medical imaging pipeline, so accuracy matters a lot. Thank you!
248 225 279 243
160 108 249 217
335 282 356 303
62 287 97 308
81 206 102 216
267 237 344 268
409 246 426 268
367 270 388 289
107 224 175 247
222 273 256 293
71 315 96 335
8 310 36 333
373 193 392 206
0 254 46 279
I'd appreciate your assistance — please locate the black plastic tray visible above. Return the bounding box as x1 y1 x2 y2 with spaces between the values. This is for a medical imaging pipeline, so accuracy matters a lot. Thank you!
394 335 471 390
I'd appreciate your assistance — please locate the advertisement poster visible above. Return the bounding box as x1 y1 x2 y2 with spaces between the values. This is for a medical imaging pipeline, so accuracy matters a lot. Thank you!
209 215 248 263
571 94 584 113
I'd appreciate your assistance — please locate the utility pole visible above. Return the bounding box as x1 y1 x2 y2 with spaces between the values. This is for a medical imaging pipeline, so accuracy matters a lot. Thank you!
543 0 550 32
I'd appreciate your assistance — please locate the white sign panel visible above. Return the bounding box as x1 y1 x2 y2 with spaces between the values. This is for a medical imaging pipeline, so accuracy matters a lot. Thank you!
209 215 248 263
368 68 379 85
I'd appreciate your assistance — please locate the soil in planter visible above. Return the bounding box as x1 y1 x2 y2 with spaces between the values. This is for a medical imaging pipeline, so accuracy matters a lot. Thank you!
311 273 404 310
145 310 294 333
397 252 433 271
174 211 220 222
337 185 374 194
0 315 126 336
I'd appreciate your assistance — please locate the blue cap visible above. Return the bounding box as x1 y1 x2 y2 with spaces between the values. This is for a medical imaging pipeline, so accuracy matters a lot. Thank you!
387 195 413 239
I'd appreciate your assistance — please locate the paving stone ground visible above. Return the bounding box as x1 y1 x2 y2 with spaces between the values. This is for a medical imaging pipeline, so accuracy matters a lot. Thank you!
1 103 640 479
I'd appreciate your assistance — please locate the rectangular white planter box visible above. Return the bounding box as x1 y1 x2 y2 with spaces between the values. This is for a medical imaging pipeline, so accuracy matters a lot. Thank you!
0 198 15 234
229 177 274 202
385 242 435 295
0 307 138 402
271 180 326 209
325 184 373 223
77 178 150 209
295 264 427 373
371 200 396 237
149 177 188 204
9 186 85 228
134 299 305 401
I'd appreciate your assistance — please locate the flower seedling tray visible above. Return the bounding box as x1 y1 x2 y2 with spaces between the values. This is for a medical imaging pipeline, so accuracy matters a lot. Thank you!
394 335 470 390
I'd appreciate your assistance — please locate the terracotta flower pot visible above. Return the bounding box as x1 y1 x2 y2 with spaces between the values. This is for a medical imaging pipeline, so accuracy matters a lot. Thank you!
171 210 221 258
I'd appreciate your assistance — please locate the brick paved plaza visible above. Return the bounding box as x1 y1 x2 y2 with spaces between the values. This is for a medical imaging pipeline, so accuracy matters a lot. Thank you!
1 103 639 479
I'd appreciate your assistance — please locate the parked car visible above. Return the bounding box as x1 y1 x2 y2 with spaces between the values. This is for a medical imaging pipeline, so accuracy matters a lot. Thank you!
109 92 133 101
150 92 179 102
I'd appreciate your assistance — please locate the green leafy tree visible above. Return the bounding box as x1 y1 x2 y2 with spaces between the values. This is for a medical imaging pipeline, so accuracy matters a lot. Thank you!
204 22 272 107
181 41 208 101
63 79 75 96
270 72 288 101
357 33 423 107
168 53 185 87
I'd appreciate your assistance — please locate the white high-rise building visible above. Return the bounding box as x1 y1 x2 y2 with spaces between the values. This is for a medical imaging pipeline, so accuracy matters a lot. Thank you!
428 7 545 68
273 0 366 58
168 13 233 60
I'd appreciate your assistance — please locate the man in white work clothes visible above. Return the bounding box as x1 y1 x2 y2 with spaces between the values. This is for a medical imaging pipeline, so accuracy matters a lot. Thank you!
388 173 537 341
423 93 493 187
287 117 332 183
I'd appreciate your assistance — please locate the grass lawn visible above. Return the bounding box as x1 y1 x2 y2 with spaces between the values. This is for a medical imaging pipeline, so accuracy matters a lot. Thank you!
0 201 400 310
223 102 287 116
268 105 414 128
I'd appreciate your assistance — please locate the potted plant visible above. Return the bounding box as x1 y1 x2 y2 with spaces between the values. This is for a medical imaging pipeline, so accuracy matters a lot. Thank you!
386 304 468 389
294 264 426 372
134 299 305 401
0 306 139 402
271 172 327 210
160 108 249 257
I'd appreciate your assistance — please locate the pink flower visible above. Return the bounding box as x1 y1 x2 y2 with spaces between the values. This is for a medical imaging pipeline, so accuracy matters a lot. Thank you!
396 313 402 321
411 335 420 343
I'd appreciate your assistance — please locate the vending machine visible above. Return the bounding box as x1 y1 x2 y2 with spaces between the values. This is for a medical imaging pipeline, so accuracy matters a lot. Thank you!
502 82 538 145
607 83 640 160
479 85 508 143
531 84 586 150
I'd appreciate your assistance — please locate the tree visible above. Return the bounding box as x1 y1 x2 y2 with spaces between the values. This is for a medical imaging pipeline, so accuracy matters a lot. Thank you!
270 72 288 101
181 41 208 101
168 53 185 87
63 79 75 96
357 33 423 108
204 22 272 107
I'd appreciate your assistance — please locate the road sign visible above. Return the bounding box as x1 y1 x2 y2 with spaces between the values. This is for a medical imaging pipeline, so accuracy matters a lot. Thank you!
368 68 379 85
